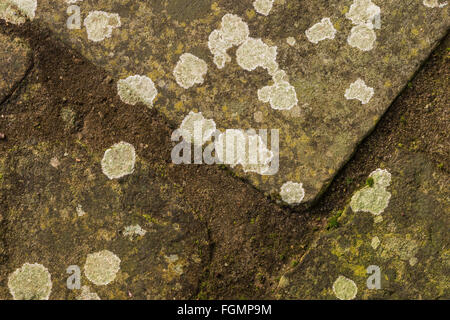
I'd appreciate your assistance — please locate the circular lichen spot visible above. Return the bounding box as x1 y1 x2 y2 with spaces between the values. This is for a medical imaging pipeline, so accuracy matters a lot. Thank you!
117 75 157 107
332 275 357 300
8 263 52 300
84 250 121 286
101 141 136 180
280 181 305 204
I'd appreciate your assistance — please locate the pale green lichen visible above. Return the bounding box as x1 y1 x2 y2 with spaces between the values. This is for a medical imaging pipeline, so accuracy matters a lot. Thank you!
208 14 250 69
305 18 337 44
423 0 448 8
286 37 296 46
280 181 305 205
173 53 208 89
332 275 357 300
371 236 380 250
346 0 381 26
178 111 216 146
236 37 278 74
123 224 147 240
258 80 298 110
8 263 52 300
350 169 391 215
347 24 377 51
344 78 374 104
253 0 274 16
0 0 37 25
77 286 100 300
117 75 157 107
84 11 121 42
101 142 136 180
215 129 274 174
84 250 121 286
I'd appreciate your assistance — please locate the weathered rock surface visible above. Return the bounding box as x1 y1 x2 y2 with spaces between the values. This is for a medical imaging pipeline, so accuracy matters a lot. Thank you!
0 33 31 103
277 150 449 299
31 0 449 204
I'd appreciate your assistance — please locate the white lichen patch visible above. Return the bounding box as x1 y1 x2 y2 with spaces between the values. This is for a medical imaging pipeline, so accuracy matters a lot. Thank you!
286 36 296 46
77 286 100 300
208 14 250 69
332 275 357 300
305 18 337 44
347 24 376 51
84 11 121 42
423 0 448 8
236 37 278 74
179 111 216 146
258 80 298 110
101 141 136 180
8 263 52 300
164 254 184 278
253 0 274 16
350 169 392 215
173 53 208 89
0 0 37 25
371 236 380 250
123 224 147 240
76 204 86 217
346 0 381 26
215 129 274 175
344 78 374 104
280 181 305 205
117 75 157 107
84 250 121 286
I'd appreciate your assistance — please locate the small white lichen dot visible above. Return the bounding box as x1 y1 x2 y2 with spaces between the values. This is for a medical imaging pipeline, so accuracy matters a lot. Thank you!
84 11 121 42
173 53 208 89
371 236 380 250
344 78 374 104
286 37 296 46
117 75 158 107
305 18 337 44
123 224 147 240
101 141 136 180
347 24 376 51
280 181 305 205
8 263 52 300
332 275 357 300
253 0 274 16
84 250 121 286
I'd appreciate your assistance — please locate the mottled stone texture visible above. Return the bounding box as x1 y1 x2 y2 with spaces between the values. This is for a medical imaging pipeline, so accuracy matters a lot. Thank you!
34 1 448 204
277 150 449 299
0 33 31 103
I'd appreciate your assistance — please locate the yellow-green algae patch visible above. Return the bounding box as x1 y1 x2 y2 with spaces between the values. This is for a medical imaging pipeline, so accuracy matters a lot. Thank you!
84 250 121 286
8 263 52 300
